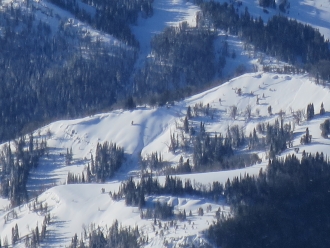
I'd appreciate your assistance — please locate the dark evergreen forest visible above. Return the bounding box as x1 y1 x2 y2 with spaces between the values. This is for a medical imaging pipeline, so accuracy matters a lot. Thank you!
0 6 135 142
208 153 330 248
48 0 153 47
0 0 329 143
198 0 330 78
134 25 216 105
67 141 125 184
0 134 47 206
111 153 330 248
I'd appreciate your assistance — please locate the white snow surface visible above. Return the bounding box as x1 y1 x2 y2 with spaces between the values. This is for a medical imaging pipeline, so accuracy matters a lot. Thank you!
1 72 330 247
2 0 330 245
215 0 330 40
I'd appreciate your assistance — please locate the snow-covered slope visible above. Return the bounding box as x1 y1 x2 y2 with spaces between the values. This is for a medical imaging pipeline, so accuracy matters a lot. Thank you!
2 0 330 246
214 0 330 40
131 0 200 72
1 72 329 247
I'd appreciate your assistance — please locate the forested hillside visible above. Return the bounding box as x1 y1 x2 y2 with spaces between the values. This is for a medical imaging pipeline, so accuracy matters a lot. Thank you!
1 0 330 246
208 154 330 248
0 4 136 141
0 0 329 143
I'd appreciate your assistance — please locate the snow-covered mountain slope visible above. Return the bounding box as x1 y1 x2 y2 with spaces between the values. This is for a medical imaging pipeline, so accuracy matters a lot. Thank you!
32 73 328 171
1 182 229 247
1 72 328 247
132 0 200 59
215 0 330 40
2 1 330 246
132 0 330 81
0 0 127 50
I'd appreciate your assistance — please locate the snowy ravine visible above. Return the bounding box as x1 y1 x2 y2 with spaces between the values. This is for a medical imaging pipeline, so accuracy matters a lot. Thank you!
1 72 330 247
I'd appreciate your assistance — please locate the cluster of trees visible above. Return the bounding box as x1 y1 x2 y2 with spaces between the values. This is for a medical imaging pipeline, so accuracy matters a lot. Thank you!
140 201 174 220
160 107 296 175
320 119 330 138
67 141 124 184
91 142 125 182
134 25 216 104
28 197 49 214
140 152 167 171
259 0 276 8
192 132 233 169
112 175 190 208
171 107 294 173
300 127 312 145
208 153 330 248
306 103 315 120
0 6 136 142
250 119 293 158
110 152 330 248
0 135 47 206
67 171 88 184
193 128 262 170
164 156 192 174
69 220 141 248
2 213 50 247
24 216 49 248
199 1 330 69
113 173 225 209
11 224 19 245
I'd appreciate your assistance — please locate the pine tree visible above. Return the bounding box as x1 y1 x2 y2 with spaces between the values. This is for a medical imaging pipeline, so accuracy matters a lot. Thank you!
11 227 15 245
320 119 330 138
306 127 310 144
35 225 40 244
187 106 192 119
14 224 19 242
320 102 325 115
268 105 272 115
183 117 189 133
307 103 315 120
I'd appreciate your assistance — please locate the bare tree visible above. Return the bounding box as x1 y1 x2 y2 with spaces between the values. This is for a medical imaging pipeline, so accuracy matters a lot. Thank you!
293 109 305 125
245 104 252 120
229 105 238 120
278 109 285 119
256 108 260 116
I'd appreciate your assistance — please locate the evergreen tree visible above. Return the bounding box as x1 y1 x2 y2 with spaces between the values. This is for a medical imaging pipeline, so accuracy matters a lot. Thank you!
124 96 136 110
320 119 330 138
187 106 192 119
183 116 189 133
307 103 315 120
320 102 325 115
268 105 272 115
